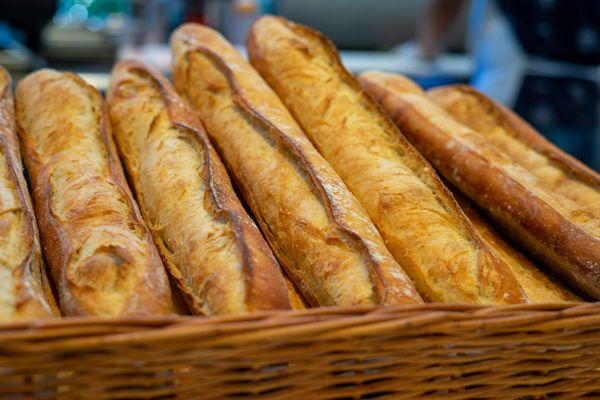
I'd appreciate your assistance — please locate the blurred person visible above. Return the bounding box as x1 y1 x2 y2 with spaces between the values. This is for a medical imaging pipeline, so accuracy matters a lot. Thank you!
418 0 600 170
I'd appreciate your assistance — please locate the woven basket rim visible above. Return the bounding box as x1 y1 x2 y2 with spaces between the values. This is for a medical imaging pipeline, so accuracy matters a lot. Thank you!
3 302 598 351
2 301 594 327
1 302 599 398
2 301 593 328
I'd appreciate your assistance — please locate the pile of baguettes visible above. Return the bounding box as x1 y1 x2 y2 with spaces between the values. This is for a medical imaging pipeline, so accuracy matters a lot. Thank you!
2 16 599 321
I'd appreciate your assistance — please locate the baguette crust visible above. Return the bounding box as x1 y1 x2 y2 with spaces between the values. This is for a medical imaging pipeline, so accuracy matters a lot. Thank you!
428 85 600 220
451 189 580 302
108 60 291 315
16 69 175 316
171 23 422 307
0 67 59 321
284 275 307 309
360 71 600 300
248 16 526 304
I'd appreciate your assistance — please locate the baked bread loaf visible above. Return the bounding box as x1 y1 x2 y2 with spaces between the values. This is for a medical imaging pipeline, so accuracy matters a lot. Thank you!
171 23 422 307
451 188 580 302
16 69 176 316
284 275 307 309
0 66 59 321
108 60 292 315
360 71 600 300
247 16 526 304
429 84 600 220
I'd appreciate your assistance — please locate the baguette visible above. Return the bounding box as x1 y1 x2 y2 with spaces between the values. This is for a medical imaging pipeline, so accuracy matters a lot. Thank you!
359 71 600 300
0 66 59 321
107 60 291 315
247 16 526 303
428 85 600 219
451 189 580 302
171 23 422 307
16 69 176 316
284 275 307 309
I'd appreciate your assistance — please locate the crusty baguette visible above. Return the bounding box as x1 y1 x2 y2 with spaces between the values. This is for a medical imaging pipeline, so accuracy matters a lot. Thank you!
450 188 580 302
247 16 526 304
359 71 600 300
16 69 176 316
428 84 600 220
0 66 59 321
284 275 307 309
171 23 422 307
107 60 291 315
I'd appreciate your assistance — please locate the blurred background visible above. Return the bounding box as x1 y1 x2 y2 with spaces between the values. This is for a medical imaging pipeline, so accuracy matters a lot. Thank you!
0 0 598 170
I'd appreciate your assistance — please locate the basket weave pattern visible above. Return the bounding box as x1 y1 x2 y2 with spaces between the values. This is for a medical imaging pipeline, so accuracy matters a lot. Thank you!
1 303 599 399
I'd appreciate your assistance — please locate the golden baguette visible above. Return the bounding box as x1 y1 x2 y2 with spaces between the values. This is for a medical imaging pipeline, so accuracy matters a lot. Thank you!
284 276 307 309
16 69 175 316
359 71 600 300
450 189 580 302
247 16 526 303
429 85 600 219
107 60 291 315
0 66 59 321
171 23 422 307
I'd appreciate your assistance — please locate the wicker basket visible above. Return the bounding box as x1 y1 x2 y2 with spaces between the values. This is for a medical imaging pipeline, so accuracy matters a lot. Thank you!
1 303 599 399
